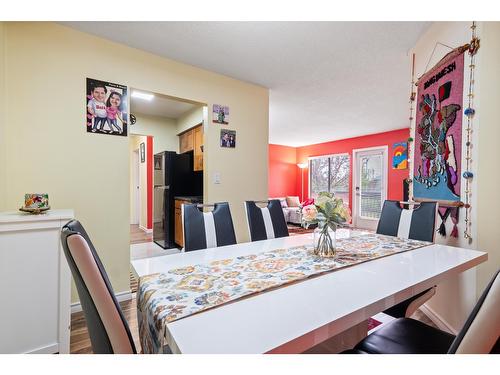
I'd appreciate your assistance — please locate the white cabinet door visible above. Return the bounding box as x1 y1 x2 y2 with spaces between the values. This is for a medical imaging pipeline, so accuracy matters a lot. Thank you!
0 210 73 353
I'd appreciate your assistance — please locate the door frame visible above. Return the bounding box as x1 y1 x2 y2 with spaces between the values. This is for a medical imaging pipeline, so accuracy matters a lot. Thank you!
132 148 140 225
351 146 388 229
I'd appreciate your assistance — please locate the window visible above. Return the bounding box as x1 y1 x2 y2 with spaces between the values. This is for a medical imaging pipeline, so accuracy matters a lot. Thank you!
309 154 350 205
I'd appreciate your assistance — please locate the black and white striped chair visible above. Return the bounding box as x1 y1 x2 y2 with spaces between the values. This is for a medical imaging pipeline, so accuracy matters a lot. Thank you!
377 200 438 318
344 269 500 354
244 199 289 242
182 202 237 252
377 200 437 242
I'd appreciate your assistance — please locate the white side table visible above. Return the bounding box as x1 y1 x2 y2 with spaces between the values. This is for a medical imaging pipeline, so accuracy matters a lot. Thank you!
0 209 74 353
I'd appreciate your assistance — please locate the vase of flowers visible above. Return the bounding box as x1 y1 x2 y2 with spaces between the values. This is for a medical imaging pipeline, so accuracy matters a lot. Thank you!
301 192 351 258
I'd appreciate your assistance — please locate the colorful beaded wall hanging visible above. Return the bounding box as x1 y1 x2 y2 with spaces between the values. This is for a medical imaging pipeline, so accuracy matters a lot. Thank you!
463 21 479 241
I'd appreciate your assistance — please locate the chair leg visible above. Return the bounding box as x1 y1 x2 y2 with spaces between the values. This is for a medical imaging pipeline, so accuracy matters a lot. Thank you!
405 286 436 318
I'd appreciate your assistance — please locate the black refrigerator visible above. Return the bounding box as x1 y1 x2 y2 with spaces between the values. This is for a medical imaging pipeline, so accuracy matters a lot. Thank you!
153 151 202 249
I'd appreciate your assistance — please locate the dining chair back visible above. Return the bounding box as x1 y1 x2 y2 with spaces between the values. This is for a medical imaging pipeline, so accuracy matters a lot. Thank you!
245 199 289 242
377 200 437 242
377 200 438 318
182 202 237 252
60 220 137 354
344 269 500 354
447 269 500 353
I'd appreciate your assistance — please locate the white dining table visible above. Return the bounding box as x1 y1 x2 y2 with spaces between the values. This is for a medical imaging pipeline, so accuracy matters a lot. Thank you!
131 229 487 354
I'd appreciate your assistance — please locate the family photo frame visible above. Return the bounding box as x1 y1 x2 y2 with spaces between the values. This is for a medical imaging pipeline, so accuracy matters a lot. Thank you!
220 129 236 148
86 78 128 136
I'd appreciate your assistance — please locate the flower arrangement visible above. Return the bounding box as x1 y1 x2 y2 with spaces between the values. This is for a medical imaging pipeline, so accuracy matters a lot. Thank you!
301 192 351 257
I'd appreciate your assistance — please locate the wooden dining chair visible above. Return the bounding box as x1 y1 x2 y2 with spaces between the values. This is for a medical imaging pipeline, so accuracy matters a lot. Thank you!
343 269 500 354
182 202 237 252
244 199 289 242
61 220 137 354
377 200 438 318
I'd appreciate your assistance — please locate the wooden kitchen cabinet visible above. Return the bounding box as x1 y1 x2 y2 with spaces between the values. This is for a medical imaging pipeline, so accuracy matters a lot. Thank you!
193 125 204 171
174 199 188 248
179 130 194 154
178 123 203 171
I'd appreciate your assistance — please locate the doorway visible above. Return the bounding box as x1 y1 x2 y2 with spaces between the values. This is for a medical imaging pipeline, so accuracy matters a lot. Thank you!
132 149 140 225
128 88 207 259
352 146 387 230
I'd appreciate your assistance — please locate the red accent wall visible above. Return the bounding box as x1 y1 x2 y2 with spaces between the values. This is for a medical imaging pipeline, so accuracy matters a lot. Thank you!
269 144 298 198
147 136 153 230
269 128 410 206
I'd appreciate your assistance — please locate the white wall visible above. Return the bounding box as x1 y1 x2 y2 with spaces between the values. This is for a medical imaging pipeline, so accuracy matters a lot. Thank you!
130 112 179 154
410 22 499 332
176 106 204 134
3 22 269 302
475 22 500 295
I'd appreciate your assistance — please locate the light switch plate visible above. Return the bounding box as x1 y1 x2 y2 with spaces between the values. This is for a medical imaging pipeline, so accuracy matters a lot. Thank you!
213 172 221 184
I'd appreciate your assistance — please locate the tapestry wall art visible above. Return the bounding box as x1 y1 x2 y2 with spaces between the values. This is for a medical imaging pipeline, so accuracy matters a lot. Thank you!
413 50 465 202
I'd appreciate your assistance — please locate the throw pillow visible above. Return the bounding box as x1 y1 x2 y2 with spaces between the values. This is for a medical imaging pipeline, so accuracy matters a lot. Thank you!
302 198 315 207
280 198 288 208
286 196 301 207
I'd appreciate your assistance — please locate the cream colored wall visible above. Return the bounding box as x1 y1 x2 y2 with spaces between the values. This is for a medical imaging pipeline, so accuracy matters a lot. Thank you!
129 135 148 227
3 22 268 302
410 22 499 332
0 22 6 211
130 112 179 153
475 22 500 295
176 106 204 134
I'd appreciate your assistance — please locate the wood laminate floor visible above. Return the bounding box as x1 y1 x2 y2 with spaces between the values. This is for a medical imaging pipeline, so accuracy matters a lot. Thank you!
130 224 152 244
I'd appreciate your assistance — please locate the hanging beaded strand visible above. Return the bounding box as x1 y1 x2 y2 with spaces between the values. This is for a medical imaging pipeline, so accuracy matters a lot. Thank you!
407 53 416 189
463 21 480 241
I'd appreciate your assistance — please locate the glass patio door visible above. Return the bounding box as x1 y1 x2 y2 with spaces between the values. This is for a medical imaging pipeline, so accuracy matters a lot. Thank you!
353 147 387 230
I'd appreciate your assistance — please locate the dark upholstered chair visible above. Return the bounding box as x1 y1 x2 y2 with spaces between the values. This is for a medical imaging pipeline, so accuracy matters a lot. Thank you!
61 220 137 354
182 202 237 252
344 269 500 354
377 200 437 242
245 199 289 241
377 200 438 318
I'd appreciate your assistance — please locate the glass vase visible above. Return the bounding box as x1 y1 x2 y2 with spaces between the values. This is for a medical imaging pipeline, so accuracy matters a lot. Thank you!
313 222 337 258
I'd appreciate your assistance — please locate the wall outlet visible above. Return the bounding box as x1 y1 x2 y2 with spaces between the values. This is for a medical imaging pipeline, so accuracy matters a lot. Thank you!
213 172 221 184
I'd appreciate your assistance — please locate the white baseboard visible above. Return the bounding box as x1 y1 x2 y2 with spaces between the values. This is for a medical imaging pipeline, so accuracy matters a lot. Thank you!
139 225 153 234
27 343 59 354
71 290 133 314
419 304 458 335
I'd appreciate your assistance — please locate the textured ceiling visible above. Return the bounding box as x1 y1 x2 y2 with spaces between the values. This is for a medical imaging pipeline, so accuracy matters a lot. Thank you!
63 22 431 146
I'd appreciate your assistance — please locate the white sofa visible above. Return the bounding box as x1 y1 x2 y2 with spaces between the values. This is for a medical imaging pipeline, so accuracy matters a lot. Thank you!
270 197 302 225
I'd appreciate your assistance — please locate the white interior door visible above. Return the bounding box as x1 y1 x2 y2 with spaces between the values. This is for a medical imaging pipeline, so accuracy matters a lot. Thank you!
353 147 387 230
132 149 140 225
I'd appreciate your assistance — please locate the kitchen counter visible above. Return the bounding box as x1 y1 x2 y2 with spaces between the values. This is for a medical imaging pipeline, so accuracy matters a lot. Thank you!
174 196 203 204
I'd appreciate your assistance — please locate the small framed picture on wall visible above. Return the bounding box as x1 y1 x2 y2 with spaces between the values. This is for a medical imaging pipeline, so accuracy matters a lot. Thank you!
212 104 229 125
220 129 236 148
140 142 145 163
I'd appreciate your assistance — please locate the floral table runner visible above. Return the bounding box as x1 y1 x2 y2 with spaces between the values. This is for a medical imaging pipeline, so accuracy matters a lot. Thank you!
137 233 430 353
